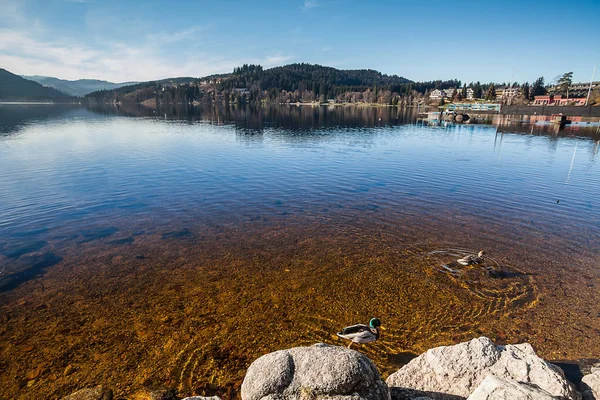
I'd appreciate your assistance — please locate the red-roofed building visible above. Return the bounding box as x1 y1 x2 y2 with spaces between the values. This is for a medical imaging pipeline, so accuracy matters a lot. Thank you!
533 95 587 106
533 95 552 105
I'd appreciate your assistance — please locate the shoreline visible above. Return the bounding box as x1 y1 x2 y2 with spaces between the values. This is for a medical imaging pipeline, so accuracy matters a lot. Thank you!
18 99 598 118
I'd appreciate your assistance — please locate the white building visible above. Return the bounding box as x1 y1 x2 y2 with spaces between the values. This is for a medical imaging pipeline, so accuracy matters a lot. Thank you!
467 88 475 100
496 86 519 99
429 89 445 100
430 88 457 100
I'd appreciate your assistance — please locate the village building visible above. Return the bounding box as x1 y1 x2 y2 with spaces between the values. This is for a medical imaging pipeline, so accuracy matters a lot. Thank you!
495 86 519 100
429 88 456 100
532 95 587 106
554 81 600 98
429 89 445 100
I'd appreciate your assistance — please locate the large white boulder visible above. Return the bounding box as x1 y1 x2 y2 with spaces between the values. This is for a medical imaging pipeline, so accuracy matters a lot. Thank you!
581 371 600 400
386 337 580 400
241 343 390 400
467 375 557 400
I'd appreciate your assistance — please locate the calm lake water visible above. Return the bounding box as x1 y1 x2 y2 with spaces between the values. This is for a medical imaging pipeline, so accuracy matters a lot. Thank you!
1 104 599 399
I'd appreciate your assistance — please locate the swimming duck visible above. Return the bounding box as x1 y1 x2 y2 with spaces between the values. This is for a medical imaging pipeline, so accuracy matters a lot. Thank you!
457 250 486 266
337 318 382 348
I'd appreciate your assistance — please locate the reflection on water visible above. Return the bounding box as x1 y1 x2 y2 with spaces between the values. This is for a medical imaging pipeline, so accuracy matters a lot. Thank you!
0 104 599 399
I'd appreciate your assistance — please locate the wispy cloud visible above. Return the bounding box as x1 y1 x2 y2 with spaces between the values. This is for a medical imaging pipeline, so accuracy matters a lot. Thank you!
264 53 294 66
0 2 295 82
300 0 318 12
146 26 210 45
0 25 295 82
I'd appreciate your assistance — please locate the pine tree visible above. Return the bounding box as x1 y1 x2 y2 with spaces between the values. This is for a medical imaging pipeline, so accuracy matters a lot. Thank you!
485 84 496 101
557 72 573 99
473 82 483 99
531 77 547 97
522 82 530 101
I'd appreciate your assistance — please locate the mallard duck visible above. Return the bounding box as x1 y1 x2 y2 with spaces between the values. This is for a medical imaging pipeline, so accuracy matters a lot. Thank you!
457 250 486 266
337 318 382 348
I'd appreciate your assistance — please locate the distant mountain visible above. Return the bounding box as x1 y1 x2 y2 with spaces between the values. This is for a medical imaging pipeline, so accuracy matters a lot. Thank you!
0 69 71 101
24 75 139 97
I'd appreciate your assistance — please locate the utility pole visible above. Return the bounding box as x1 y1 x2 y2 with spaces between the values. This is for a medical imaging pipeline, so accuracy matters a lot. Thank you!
585 63 597 106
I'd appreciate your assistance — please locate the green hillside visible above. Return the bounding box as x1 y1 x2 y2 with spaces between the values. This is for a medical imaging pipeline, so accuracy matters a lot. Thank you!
0 69 71 101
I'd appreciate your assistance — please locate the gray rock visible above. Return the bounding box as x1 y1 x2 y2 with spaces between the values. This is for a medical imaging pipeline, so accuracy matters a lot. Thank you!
61 387 113 400
386 337 580 400
466 375 557 399
488 342 578 399
241 343 390 400
581 371 600 400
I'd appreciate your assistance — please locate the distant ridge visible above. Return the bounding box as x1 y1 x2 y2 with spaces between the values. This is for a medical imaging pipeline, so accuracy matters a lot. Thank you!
24 75 139 97
0 69 71 101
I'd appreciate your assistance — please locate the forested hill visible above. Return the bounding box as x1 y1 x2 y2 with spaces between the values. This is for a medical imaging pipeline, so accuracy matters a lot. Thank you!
223 63 412 92
85 63 460 105
0 69 71 101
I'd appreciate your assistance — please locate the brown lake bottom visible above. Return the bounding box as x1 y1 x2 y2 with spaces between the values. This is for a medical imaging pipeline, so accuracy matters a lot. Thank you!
1 210 599 399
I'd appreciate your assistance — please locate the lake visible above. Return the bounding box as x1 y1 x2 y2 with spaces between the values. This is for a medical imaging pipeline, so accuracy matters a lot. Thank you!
1 104 599 399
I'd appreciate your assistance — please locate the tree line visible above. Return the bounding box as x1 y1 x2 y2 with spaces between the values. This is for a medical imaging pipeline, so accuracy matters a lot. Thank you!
84 64 579 106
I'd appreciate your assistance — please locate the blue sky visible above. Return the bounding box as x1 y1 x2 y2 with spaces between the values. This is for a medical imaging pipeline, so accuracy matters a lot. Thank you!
1 0 598 84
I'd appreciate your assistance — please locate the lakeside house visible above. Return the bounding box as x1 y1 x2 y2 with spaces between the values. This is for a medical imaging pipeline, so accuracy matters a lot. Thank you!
533 95 587 106
558 81 599 98
429 89 446 100
495 86 519 100
430 88 456 100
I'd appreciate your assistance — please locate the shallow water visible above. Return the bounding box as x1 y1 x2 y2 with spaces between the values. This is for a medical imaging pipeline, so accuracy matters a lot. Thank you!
0 104 599 399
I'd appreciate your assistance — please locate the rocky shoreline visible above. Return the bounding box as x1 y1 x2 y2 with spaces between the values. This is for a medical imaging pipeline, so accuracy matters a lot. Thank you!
61 337 599 400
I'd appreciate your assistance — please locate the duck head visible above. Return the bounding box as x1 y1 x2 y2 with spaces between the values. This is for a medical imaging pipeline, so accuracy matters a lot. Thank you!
478 250 486 257
369 318 382 329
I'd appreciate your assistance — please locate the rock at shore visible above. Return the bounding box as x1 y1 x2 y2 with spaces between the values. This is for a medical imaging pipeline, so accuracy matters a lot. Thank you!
61 386 113 400
241 343 390 400
581 370 600 400
466 375 557 399
386 337 580 400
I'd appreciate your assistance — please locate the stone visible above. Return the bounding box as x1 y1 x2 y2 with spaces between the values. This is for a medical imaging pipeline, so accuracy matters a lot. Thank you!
581 371 600 400
26 366 42 380
61 386 113 400
241 343 390 400
386 337 580 400
131 386 177 400
466 375 556 399
64 365 75 376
